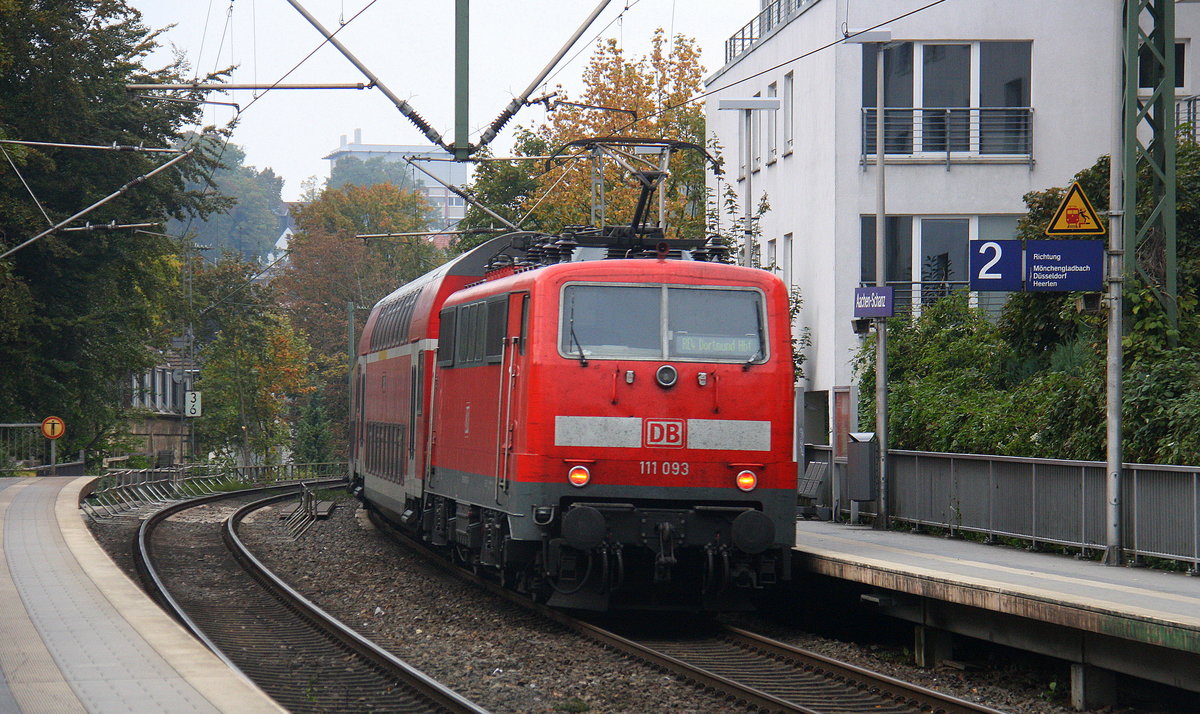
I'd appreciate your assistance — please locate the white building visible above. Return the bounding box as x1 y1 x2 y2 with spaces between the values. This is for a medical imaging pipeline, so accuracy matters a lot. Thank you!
705 0 1197 450
323 128 469 231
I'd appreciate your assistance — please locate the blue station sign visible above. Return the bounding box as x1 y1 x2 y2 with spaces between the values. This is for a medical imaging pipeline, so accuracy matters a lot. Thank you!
969 239 1023 291
854 286 894 318
1025 240 1105 292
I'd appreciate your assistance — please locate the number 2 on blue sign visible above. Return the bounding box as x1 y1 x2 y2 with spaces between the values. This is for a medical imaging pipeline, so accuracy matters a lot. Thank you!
977 242 1004 279
969 239 1022 292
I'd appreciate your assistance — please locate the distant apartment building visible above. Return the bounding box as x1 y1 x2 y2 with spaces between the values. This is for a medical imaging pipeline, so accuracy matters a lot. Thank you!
705 0 1198 449
323 128 468 231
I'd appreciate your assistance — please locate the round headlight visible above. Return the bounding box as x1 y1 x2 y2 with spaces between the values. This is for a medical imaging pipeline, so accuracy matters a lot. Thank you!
655 364 678 388
735 470 758 492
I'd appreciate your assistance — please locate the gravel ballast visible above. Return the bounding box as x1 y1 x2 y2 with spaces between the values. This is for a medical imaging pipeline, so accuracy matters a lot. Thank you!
87 496 1165 712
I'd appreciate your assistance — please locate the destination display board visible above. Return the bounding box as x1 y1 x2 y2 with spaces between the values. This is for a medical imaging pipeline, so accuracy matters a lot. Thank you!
1025 240 1105 292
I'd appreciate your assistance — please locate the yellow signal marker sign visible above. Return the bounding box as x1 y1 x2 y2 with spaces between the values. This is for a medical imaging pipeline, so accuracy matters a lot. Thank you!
1046 182 1105 236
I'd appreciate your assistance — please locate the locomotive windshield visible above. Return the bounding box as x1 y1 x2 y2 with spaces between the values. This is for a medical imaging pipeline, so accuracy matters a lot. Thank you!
560 284 766 362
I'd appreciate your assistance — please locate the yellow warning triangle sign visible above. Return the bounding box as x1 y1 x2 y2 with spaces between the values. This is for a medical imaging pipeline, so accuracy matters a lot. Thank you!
1045 182 1105 236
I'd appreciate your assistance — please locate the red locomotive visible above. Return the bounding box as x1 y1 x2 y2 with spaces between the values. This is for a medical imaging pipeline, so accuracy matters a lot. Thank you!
351 141 797 610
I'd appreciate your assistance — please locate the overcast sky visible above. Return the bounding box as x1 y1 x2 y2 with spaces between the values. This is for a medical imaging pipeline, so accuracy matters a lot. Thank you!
132 0 758 200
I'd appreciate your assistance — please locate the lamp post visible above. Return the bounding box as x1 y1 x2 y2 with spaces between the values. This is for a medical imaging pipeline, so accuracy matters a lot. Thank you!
718 97 781 266
847 28 894 528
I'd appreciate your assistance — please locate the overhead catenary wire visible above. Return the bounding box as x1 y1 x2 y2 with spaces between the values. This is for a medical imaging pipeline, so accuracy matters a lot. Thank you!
283 0 449 152
142 1 389 337
403 156 518 230
0 139 186 153
0 149 195 260
476 0 613 149
2 146 53 227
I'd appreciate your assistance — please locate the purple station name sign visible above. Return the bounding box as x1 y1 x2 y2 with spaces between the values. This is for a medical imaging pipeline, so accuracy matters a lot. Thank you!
854 286 894 318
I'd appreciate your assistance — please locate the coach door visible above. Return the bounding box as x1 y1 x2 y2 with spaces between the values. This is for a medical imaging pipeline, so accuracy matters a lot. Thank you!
495 291 528 503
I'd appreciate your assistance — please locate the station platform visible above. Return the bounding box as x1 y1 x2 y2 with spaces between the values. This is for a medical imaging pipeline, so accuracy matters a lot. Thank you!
0 476 281 713
792 518 1200 700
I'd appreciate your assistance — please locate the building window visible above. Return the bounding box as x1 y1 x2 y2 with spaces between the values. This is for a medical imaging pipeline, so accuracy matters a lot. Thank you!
863 41 1032 156
767 238 777 271
767 82 778 162
1138 41 1185 89
782 232 793 286
918 218 969 304
783 72 794 154
862 215 1022 313
859 216 913 286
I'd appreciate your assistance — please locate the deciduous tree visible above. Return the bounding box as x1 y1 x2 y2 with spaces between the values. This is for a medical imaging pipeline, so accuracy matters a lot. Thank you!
456 31 709 250
0 0 223 455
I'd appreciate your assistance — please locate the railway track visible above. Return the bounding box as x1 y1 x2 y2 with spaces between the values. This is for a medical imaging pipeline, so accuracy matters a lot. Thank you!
369 510 1005 714
135 485 485 714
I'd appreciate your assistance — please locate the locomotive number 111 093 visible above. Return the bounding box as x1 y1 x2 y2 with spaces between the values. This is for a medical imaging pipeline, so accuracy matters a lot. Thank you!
639 461 690 475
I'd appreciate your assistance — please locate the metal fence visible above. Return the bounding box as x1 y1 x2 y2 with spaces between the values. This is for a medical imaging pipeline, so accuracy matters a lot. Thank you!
0 423 50 474
82 462 347 521
861 107 1035 163
806 446 1200 571
725 0 816 64
1178 95 1200 141
862 283 1010 317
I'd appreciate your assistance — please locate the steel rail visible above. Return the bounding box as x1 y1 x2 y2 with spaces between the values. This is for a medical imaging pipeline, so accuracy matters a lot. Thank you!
136 481 485 713
133 482 332 675
369 511 1007 714
225 494 488 714
714 625 1008 714
369 511 803 711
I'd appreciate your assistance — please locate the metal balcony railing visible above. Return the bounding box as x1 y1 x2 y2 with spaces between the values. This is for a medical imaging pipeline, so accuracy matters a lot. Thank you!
725 0 816 64
859 282 1010 317
1177 95 1200 140
861 107 1035 164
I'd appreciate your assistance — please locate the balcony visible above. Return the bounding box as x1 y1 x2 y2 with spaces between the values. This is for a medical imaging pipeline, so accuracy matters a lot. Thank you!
861 107 1035 166
725 0 817 64
1177 95 1200 140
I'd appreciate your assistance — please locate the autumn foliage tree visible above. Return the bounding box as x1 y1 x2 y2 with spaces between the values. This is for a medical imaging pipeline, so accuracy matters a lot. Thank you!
187 256 310 463
456 31 709 250
275 182 443 456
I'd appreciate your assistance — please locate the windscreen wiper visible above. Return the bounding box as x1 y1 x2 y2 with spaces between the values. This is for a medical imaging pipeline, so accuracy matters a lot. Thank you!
569 295 589 367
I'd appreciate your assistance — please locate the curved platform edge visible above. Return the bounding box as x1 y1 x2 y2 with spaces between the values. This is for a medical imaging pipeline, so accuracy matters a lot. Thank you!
59 477 283 714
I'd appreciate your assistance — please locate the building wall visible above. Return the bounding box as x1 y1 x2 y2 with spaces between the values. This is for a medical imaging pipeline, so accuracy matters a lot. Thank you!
706 0 1196 443
324 130 469 231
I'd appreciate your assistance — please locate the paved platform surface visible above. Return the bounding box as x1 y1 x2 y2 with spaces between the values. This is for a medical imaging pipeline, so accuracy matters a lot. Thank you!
793 518 1200 655
0 476 282 713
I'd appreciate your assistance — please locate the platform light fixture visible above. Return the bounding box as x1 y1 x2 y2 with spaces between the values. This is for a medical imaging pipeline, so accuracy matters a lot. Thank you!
718 97 781 267
845 27 894 528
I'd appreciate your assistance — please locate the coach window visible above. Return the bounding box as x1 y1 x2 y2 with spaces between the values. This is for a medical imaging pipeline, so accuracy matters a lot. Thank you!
485 297 507 364
437 308 456 367
519 293 530 355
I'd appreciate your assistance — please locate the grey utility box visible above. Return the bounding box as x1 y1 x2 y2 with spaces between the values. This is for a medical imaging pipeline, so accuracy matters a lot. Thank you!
846 432 879 502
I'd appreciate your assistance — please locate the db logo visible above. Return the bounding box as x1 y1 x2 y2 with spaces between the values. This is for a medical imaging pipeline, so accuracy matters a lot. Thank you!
643 419 685 448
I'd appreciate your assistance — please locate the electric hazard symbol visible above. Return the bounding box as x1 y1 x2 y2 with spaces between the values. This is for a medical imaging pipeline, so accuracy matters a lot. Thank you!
1045 182 1106 236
